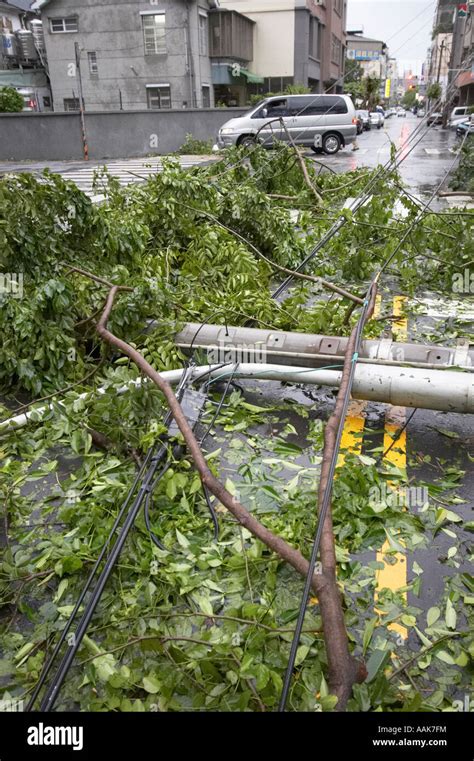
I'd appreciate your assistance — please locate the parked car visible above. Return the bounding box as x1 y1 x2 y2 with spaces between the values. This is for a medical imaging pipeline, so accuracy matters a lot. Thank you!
448 106 470 129
356 109 371 131
427 111 443 126
417 108 426 118
385 108 396 118
456 116 474 138
216 94 357 155
397 108 407 117
369 111 384 129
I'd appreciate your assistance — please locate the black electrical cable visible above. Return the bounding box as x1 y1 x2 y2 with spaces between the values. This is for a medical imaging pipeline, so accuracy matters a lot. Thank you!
37 442 172 712
380 408 417 462
199 364 239 446
25 446 154 712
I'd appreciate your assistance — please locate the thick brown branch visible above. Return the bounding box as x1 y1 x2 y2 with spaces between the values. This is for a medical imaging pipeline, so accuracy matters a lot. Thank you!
313 286 377 709
89 282 366 711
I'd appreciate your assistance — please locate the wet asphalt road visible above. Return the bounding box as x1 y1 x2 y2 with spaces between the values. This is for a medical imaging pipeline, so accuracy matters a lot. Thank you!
312 112 459 199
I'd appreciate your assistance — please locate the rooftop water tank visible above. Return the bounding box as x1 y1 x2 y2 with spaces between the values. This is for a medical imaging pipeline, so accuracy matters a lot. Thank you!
30 19 46 58
1 31 19 59
16 29 38 61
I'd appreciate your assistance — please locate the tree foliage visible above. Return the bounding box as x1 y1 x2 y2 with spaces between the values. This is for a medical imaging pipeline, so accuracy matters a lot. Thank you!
0 145 472 712
426 82 442 101
0 86 23 113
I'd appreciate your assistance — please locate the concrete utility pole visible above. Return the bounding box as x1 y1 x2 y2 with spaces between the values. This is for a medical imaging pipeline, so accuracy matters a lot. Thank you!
436 38 446 84
74 42 89 161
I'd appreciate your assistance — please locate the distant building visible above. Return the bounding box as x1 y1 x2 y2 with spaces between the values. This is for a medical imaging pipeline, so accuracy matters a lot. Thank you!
427 0 473 106
32 0 216 111
385 57 398 103
427 31 452 97
346 33 388 80
346 32 390 102
0 0 51 111
216 0 347 102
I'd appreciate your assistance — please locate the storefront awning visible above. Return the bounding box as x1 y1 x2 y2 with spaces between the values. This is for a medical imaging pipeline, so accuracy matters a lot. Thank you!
228 64 263 84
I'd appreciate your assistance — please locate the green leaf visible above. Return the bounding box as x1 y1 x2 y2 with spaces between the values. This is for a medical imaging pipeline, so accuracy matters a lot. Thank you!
427 606 440 627
445 598 457 630
175 528 190 548
362 617 377 655
143 674 161 694
320 695 339 711
435 650 455 665
294 645 310 667
93 654 116 682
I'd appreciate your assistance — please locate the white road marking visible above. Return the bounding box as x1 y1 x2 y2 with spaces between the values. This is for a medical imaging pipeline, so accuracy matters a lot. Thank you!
42 157 211 197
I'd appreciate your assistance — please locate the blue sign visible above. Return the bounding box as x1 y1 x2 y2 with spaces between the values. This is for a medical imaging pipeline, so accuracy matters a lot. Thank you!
348 49 381 61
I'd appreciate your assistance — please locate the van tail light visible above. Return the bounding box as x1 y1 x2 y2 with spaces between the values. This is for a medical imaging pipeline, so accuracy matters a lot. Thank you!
352 117 358 124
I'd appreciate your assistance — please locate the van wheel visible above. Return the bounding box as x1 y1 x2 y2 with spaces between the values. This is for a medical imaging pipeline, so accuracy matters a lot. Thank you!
322 134 341 155
238 135 256 148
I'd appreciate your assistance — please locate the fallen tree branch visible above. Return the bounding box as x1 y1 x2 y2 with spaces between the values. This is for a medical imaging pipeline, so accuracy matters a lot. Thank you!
84 280 366 710
178 204 363 305
311 284 378 709
278 118 323 204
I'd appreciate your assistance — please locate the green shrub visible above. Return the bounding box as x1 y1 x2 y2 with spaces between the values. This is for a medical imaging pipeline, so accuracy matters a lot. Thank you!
176 133 214 155
0 86 23 113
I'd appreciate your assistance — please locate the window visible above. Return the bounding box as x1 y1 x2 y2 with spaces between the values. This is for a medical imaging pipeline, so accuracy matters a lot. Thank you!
202 85 210 108
199 12 208 56
146 85 171 109
50 17 78 33
331 34 342 65
87 52 98 75
43 96 51 108
253 99 288 119
63 97 80 111
309 16 320 59
142 14 166 55
288 95 347 116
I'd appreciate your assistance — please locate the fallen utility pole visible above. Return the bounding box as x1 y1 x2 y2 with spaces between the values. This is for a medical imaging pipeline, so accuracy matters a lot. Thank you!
176 323 474 370
2 360 473 437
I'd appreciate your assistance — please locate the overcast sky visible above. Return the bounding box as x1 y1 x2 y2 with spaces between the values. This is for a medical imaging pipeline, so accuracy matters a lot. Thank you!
347 0 436 76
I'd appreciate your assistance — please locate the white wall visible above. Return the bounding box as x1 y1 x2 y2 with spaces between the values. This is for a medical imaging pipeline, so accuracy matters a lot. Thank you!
0 6 23 32
219 1 295 77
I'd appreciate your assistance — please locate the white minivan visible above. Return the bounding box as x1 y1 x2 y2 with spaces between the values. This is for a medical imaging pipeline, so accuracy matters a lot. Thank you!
216 94 358 155
449 106 470 129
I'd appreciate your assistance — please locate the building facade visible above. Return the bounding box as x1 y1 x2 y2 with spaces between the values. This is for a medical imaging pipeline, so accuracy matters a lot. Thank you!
427 31 453 97
456 0 474 105
216 0 347 101
427 0 474 107
0 0 51 110
32 0 215 111
346 32 391 104
346 33 388 81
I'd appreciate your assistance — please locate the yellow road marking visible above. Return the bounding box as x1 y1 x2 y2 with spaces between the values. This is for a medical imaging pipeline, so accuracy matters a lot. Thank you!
310 295 381 606
375 295 408 639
